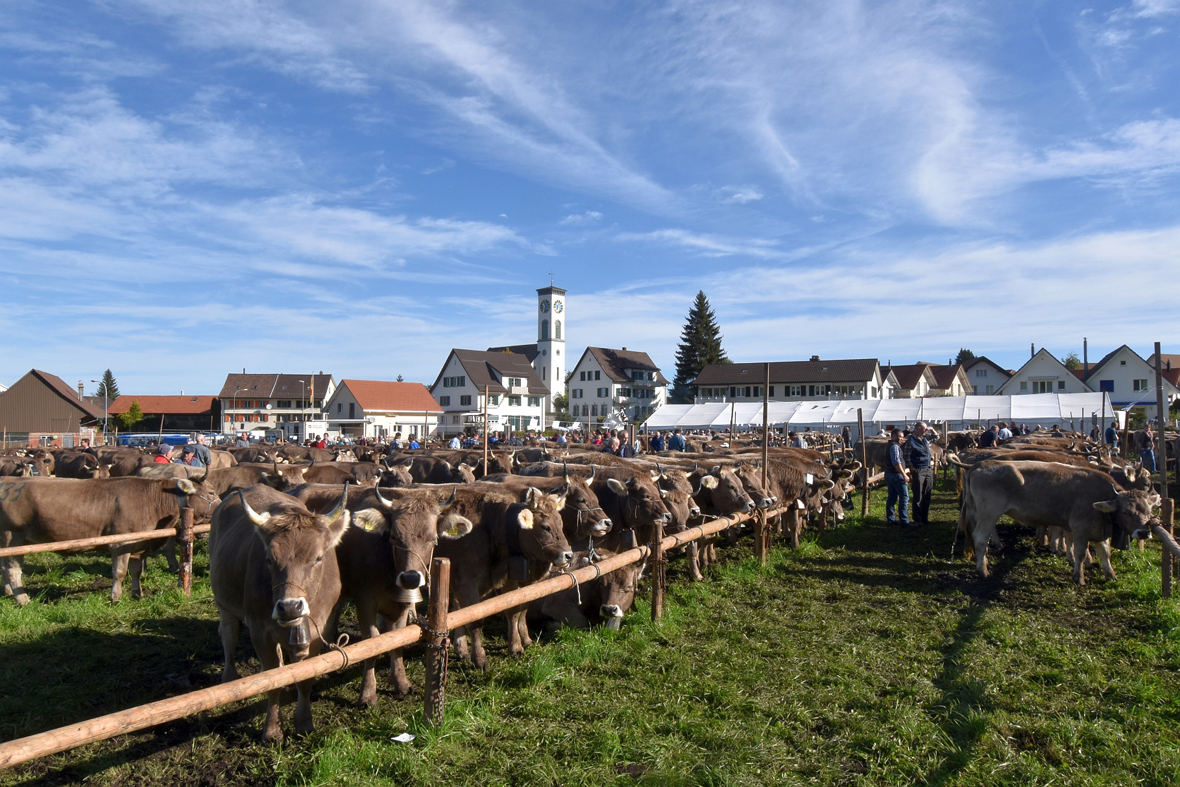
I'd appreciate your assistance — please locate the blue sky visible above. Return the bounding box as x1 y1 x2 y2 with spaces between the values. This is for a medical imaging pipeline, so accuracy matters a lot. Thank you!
2 0 1178 395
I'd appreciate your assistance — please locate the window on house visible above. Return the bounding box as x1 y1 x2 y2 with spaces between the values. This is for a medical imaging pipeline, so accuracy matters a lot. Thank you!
985 385 993 394
337 403 342 413
594 371 600 380
591 404 598 416
528 396 540 407
1133 379 1148 391
1057 380 1065 390
489 395 499 405
1020 381 1028 391
769 386 775 396
541 320 549 340
508 396 521 406
452 415 460 424
460 395 472 406
1120 360 1127 366
439 396 450 406
1099 380 1114 392
976 369 986 378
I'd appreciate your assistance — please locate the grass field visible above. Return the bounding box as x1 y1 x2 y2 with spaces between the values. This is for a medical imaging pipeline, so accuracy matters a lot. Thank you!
1 477 1178 786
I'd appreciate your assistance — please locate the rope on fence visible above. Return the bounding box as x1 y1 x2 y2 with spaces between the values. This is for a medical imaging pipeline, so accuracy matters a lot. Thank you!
0 505 782 770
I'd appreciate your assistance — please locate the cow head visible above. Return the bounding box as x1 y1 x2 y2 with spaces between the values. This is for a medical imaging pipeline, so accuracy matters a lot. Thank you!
1093 488 1161 541
606 475 672 528
165 475 222 521
701 467 755 515
656 468 701 520
352 485 472 603
596 556 643 630
453 463 477 484
238 487 350 653
379 458 414 487
556 472 611 539
735 465 777 510
510 486 573 568
261 459 308 491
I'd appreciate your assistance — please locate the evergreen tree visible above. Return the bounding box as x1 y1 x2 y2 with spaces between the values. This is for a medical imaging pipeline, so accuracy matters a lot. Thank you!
96 369 119 400
954 348 976 365
396 374 404 382
1062 352 1081 371
673 291 729 403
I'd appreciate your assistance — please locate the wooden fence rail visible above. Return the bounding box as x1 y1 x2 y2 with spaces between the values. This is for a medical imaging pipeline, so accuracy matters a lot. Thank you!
0 524 210 558
0 507 772 770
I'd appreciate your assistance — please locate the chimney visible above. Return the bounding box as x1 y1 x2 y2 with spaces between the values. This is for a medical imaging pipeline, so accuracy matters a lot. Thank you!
622 347 627 351
77 382 85 400
810 355 820 362
242 368 246 374
1083 337 1088 375
1030 343 1035 358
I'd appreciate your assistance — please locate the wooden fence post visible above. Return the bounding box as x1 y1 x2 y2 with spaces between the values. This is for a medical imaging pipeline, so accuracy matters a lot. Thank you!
651 517 665 621
423 557 451 726
758 363 770 566
178 506 194 597
1161 499 1175 600
858 408 869 518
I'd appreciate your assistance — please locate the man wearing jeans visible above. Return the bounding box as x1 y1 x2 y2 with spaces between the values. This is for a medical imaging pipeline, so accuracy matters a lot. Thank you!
904 421 934 526
884 428 910 526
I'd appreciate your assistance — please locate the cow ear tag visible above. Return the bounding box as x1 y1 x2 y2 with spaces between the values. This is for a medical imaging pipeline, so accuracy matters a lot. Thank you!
353 509 386 532
517 509 535 530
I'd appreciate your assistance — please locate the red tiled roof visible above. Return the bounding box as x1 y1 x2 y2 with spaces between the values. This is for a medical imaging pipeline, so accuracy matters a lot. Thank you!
928 364 966 390
339 380 442 413
109 395 216 415
881 363 933 392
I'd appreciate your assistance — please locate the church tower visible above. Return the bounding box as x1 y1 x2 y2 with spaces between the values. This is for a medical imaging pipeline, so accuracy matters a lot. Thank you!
535 285 566 408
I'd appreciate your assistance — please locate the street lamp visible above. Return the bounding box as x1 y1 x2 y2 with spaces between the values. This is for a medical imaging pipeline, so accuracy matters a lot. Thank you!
232 385 242 438
298 379 306 442
89 379 108 445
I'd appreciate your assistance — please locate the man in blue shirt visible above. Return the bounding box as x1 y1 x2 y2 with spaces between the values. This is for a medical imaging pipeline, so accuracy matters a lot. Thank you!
883 428 910 526
978 425 998 449
903 421 934 526
1105 422 1120 456
667 429 687 452
650 433 664 452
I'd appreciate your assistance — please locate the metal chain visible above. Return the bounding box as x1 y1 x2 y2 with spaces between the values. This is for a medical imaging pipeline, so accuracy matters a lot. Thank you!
408 616 451 651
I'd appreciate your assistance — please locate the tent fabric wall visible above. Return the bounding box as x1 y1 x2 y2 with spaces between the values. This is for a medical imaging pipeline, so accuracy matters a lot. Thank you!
644 394 1115 431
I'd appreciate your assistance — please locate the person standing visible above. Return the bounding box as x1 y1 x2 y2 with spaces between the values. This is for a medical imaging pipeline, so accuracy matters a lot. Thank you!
904 421 934 526
1138 425 1157 474
884 428 910 526
978 425 999 449
1105 421 1120 456
997 422 1013 441
188 433 212 468
667 429 687 452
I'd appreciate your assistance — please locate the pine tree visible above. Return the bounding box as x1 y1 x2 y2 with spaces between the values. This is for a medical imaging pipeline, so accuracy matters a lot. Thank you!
116 400 143 430
673 291 729 403
954 348 976 365
96 369 119 400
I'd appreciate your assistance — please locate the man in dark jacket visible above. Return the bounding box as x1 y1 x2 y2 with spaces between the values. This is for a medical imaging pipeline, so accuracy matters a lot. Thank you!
903 421 934 526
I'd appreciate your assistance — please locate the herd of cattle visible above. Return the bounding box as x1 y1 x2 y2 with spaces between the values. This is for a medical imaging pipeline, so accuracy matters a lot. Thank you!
0 429 1167 741
0 439 857 741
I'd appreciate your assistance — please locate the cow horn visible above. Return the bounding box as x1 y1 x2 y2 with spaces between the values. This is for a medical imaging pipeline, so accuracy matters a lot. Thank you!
197 465 210 483
273 457 281 477
373 482 393 509
327 481 350 523
440 485 458 510
239 490 269 527
563 461 571 485
588 465 596 484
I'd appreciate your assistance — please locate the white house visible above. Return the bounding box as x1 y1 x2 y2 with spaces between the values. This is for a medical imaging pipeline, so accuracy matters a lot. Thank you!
568 347 668 424
692 357 897 402
929 364 972 397
998 349 1090 396
1084 345 1179 420
881 364 938 399
218 372 336 439
963 356 1012 396
430 349 549 436
323 380 442 440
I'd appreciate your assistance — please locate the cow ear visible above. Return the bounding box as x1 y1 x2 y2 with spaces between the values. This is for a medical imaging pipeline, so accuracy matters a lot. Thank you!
821 479 836 491
438 513 474 539
517 508 535 530
607 477 627 496
326 511 351 548
700 475 718 490
1092 500 1119 513
710 465 721 476
352 508 388 533
550 493 566 511
176 478 197 495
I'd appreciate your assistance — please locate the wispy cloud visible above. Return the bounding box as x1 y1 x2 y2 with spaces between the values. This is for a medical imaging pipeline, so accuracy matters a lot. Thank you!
718 185 763 204
559 210 602 226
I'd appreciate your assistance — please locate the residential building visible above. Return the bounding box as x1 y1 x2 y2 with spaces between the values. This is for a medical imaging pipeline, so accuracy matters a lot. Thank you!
430 350 548 436
963 356 1012 395
998 349 1090 396
0 369 102 444
692 357 896 402
218 373 336 439
568 347 668 423
929 364 972 397
1083 345 1179 420
323 380 442 440
108 395 219 432
486 285 567 410
881 364 938 398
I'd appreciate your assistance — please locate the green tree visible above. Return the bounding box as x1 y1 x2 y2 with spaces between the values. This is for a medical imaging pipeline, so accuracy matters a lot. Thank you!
673 291 730 403
116 400 143 431
954 348 976 365
396 374 404 382
551 392 572 420
1062 352 1082 371
95 369 119 400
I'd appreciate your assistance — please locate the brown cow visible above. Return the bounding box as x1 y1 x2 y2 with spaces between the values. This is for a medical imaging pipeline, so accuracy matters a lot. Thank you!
433 483 572 668
209 485 350 742
527 550 644 630
54 451 109 479
1 476 220 604
959 461 1159 584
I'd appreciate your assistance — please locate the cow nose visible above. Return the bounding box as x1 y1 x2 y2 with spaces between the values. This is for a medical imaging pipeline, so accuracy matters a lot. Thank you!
592 519 612 536
396 570 424 590
661 512 672 523
742 501 755 513
555 551 574 567
272 597 310 624
600 604 623 619
690 507 701 518
759 497 773 509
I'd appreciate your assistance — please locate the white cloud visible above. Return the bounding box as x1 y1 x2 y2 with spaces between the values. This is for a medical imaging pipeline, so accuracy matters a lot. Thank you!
718 186 763 204
559 210 603 226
